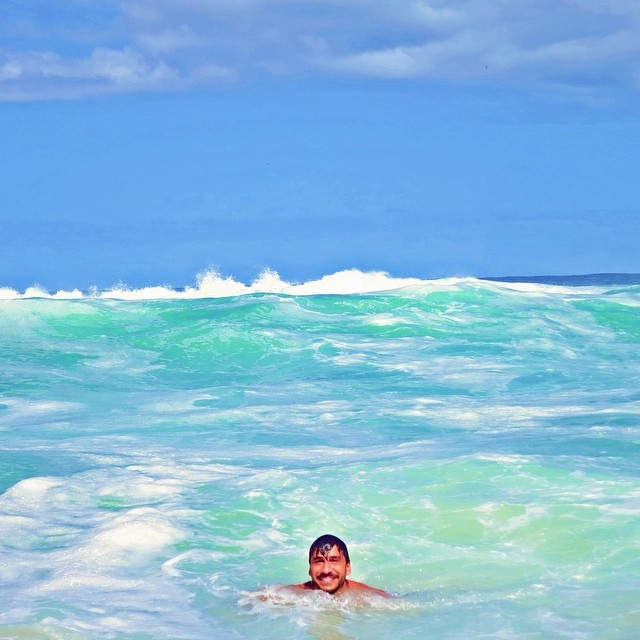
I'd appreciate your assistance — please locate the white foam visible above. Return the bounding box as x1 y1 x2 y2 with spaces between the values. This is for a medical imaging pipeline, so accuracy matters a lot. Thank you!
125 461 249 482
2 399 84 419
162 549 227 577
240 585 414 614
0 268 429 300
398 401 605 429
23 285 51 298
23 508 187 593
51 288 85 299
85 507 185 557
2 476 65 504
3 268 636 301
37 572 146 593
0 286 20 299
0 514 35 527
485 279 611 297
0 517 41 576
366 314 404 326
98 477 184 502
286 269 423 295
101 268 424 299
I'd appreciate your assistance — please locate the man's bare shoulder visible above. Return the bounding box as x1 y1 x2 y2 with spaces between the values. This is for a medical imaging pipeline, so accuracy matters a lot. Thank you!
344 580 391 598
283 580 391 598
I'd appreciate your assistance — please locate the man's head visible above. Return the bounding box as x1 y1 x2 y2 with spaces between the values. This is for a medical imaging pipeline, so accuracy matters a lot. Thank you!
307 534 351 594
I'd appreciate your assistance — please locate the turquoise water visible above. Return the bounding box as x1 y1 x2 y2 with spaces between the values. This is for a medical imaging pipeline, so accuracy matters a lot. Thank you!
1 272 639 639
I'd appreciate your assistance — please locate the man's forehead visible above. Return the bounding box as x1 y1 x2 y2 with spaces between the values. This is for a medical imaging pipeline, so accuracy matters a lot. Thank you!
310 544 344 559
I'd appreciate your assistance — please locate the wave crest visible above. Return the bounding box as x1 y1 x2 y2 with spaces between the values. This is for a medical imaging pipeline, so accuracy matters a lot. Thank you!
1 269 628 301
0 268 427 300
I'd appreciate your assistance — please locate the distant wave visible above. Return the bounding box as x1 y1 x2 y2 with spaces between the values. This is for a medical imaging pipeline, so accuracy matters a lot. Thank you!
1 268 639 301
483 273 640 287
0 268 428 300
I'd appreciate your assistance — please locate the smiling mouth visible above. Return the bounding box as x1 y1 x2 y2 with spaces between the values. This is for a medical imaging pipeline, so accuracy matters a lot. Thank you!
316 575 340 590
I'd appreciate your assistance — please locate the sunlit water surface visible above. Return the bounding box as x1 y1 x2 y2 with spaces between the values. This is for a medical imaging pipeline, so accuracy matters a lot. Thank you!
1 271 639 639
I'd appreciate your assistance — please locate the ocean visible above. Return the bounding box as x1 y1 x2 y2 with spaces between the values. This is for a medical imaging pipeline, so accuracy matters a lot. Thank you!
1 269 639 639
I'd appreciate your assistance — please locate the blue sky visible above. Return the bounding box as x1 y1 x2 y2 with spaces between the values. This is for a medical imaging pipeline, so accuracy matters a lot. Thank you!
1 0 640 290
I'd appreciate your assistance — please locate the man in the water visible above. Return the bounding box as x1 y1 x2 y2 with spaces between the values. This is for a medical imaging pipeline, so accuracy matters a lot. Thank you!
289 534 390 597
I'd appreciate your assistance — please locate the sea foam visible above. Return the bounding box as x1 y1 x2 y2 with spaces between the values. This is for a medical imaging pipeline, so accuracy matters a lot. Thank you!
1 268 460 300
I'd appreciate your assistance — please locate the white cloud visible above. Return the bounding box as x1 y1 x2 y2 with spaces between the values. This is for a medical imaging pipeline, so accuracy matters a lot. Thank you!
338 47 419 78
0 47 185 100
312 0 640 89
412 2 462 27
316 32 489 79
135 25 205 55
1 0 640 100
516 30 640 67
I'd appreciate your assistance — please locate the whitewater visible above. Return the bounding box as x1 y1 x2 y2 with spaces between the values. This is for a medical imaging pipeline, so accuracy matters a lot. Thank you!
1 269 639 639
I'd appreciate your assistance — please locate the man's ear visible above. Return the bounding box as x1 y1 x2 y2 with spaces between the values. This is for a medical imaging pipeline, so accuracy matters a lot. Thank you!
346 563 351 576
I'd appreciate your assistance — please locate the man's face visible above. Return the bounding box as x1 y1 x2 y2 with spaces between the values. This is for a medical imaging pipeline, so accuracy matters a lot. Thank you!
308 544 351 594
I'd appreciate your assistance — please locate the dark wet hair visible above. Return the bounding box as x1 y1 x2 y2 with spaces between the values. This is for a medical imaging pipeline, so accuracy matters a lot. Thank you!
308 534 350 563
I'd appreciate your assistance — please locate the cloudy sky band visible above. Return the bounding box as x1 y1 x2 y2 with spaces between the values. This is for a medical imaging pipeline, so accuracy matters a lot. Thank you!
2 0 640 101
